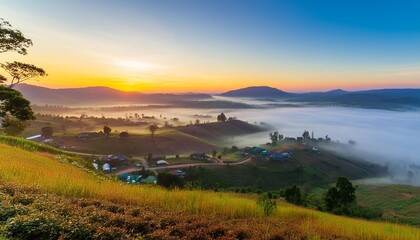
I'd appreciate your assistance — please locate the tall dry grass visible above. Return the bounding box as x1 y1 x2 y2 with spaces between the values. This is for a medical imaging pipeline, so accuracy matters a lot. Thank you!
0 143 419 239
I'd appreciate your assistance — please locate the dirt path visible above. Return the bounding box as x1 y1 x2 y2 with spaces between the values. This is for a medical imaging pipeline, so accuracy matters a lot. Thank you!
114 157 253 175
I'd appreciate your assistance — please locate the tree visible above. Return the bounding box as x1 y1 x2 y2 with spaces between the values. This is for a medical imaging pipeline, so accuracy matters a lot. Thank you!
324 187 340 211
336 176 356 205
148 124 158 137
0 18 45 134
284 185 302 205
0 18 33 55
257 194 277 216
302 130 310 139
157 172 183 188
41 126 53 138
2 116 27 136
119 131 129 138
212 150 217 158
1 61 47 88
103 125 111 137
0 86 34 121
324 177 356 211
217 113 227 122
269 131 279 145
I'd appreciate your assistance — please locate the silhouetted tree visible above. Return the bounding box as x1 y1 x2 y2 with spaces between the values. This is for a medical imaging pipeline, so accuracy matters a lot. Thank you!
0 18 32 54
302 130 310 139
217 113 227 122
149 124 158 137
324 186 340 211
1 61 47 88
269 131 279 145
103 125 111 137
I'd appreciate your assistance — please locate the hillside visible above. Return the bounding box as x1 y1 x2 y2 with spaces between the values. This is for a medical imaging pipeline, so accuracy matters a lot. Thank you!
14 84 212 106
220 86 420 110
220 86 295 98
0 143 419 239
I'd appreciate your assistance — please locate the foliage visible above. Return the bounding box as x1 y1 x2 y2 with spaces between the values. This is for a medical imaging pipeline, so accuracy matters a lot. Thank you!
285 185 303 205
216 113 227 122
119 131 129 138
0 18 32 55
0 85 34 121
2 116 27 136
157 173 183 188
103 125 111 137
0 61 47 88
148 124 158 137
257 194 277 216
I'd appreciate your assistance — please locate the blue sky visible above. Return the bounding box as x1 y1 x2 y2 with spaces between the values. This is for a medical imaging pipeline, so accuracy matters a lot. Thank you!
0 0 419 92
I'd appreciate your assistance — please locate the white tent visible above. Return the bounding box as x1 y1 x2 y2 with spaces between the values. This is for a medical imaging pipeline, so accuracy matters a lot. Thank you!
102 163 111 171
157 160 169 165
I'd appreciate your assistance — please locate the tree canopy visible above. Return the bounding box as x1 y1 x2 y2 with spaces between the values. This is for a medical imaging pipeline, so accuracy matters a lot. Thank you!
0 86 34 121
0 18 33 55
1 61 47 88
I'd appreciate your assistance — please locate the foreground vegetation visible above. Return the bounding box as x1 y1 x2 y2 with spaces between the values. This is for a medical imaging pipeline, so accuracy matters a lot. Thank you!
0 143 419 239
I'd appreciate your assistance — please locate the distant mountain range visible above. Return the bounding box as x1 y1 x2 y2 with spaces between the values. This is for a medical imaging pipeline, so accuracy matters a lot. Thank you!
14 84 420 110
221 86 420 110
15 84 212 106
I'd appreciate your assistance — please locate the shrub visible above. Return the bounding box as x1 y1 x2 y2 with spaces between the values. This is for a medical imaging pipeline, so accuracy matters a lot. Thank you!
257 194 277 216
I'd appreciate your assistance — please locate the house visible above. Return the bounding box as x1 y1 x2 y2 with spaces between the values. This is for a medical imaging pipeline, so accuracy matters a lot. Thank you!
119 173 142 184
157 160 169 165
190 152 207 160
261 150 271 156
269 152 290 161
251 147 265 154
141 176 157 184
102 163 110 171
170 169 186 176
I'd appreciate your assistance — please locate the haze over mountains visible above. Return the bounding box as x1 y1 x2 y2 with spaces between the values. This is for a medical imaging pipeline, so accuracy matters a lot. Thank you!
16 84 420 110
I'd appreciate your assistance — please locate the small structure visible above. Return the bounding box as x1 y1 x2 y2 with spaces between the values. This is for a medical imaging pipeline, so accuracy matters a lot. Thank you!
190 152 207 160
157 160 169 165
261 150 271 157
119 173 142 184
170 169 186 176
269 152 290 161
92 163 99 170
102 163 110 171
251 147 265 154
26 135 42 141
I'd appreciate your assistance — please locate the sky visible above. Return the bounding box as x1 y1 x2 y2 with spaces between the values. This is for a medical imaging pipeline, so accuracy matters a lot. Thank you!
0 0 419 93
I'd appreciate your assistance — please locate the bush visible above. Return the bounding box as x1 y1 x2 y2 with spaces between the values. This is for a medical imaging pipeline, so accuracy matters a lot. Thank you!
257 194 277 216
5 215 62 240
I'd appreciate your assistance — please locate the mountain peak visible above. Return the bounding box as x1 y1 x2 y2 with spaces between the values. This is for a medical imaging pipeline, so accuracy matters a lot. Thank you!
221 86 292 98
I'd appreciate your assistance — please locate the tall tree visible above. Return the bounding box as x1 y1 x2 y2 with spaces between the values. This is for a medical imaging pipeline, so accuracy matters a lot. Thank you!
0 18 45 133
149 124 158 138
269 131 279 145
103 125 111 137
217 113 227 122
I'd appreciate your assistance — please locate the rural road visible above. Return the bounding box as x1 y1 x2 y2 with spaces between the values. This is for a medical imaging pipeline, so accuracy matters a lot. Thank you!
114 157 253 175
60 149 253 176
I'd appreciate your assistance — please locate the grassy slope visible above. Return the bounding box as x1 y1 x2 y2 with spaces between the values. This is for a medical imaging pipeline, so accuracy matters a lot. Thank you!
0 143 419 239
355 184 420 226
188 145 384 191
